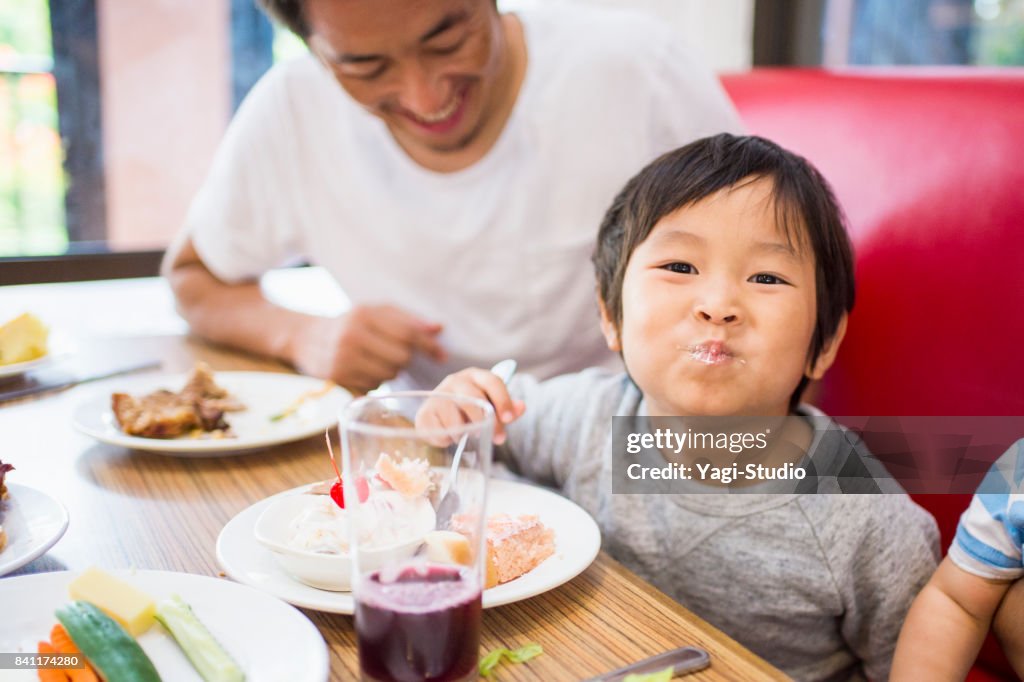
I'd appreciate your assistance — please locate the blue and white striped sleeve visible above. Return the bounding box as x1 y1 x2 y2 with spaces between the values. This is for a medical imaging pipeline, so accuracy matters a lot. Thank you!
948 440 1024 581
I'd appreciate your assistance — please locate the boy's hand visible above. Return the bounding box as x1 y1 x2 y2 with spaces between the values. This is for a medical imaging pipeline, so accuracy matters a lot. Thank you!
418 368 526 445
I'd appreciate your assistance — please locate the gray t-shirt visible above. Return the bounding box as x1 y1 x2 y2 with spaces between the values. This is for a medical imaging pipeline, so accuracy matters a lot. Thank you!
501 369 940 682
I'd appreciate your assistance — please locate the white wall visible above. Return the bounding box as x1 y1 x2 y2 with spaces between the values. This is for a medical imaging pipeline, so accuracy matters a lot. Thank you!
499 0 754 72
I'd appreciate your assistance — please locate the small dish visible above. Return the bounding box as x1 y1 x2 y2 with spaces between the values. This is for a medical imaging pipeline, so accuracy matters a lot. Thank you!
0 569 329 682
72 371 351 456
0 332 75 380
253 492 434 591
0 483 69 577
218 478 601 613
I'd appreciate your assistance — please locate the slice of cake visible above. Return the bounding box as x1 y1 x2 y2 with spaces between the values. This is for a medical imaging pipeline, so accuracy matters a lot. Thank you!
451 513 556 588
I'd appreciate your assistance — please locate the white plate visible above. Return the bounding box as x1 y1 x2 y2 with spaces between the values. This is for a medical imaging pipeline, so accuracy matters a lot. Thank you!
217 478 602 613
0 569 328 682
72 371 352 456
0 333 74 380
0 484 69 577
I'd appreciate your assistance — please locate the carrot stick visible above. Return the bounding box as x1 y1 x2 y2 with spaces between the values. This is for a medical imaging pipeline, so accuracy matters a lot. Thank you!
48 625 99 682
36 641 70 682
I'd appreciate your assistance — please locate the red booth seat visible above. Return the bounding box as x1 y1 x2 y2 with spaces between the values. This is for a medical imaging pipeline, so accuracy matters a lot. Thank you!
721 68 1024 680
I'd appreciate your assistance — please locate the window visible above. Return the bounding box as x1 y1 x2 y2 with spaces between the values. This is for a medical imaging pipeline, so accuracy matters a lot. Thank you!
0 1 281 282
0 0 64 257
826 0 1024 65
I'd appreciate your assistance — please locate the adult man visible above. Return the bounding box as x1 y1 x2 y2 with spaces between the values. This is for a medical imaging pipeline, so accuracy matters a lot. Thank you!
163 0 741 393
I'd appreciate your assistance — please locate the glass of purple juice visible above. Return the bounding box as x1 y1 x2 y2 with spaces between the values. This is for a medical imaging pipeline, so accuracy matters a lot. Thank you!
340 392 494 682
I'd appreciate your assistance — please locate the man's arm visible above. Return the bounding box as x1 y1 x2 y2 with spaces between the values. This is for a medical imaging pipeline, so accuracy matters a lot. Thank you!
162 235 446 394
892 557 1012 681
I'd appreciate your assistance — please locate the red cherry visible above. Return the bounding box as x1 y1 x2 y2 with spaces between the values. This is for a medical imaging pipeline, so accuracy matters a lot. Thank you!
330 480 345 508
329 477 369 509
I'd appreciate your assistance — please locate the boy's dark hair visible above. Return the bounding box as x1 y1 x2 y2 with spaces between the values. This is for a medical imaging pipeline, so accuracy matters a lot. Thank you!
593 133 855 409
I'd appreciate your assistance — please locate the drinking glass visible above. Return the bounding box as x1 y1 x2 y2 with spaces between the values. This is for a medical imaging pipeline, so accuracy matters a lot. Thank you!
340 391 493 682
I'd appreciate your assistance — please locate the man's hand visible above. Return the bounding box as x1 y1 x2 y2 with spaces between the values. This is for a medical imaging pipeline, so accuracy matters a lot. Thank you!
417 368 525 445
290 304 446 394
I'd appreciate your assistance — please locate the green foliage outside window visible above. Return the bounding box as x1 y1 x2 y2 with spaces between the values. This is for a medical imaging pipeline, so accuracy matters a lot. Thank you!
0 0 67 257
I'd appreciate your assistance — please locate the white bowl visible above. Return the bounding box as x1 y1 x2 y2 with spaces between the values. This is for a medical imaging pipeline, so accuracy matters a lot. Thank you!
253 493 432 592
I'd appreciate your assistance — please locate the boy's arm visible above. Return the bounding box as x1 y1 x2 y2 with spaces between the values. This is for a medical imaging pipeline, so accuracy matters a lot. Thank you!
892 557 1011 681
496 373 573 487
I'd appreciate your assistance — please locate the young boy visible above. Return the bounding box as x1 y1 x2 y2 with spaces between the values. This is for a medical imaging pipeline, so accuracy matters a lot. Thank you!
892 439 1024 679
423 134 939 680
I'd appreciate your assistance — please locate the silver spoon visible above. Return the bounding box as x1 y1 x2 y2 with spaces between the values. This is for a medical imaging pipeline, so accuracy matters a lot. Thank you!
435 359 517 530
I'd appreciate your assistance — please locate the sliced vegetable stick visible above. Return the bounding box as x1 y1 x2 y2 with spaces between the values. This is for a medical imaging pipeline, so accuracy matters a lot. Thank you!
49 624 99 682
37 666 70 682
36 641 70 682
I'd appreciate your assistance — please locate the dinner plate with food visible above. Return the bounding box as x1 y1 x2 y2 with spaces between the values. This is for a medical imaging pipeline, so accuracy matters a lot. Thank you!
215 467 601 614
0 312 74 380
0 459 69 577
71 363 351 455
0 567 328 682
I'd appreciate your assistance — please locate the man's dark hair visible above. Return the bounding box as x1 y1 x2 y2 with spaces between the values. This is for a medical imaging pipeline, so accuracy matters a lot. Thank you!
593 133 855 409
257 0 310 38
256 0 499 40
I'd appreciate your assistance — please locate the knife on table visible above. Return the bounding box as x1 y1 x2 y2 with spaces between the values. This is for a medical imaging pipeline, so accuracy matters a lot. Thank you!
0 359 161 403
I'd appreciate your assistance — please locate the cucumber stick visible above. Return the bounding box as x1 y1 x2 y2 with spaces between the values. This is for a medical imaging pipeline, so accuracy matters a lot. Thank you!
154 595 244 682
56 600 162 682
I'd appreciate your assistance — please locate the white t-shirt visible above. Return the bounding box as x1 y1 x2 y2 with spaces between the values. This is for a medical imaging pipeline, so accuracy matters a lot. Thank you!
187 5 742 389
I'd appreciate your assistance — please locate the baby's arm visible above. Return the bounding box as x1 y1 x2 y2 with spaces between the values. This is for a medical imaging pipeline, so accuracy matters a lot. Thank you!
891 556 1012 680
994 576 1024 676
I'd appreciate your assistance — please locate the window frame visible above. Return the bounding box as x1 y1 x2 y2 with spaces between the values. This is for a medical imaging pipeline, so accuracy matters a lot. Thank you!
0 0 274 285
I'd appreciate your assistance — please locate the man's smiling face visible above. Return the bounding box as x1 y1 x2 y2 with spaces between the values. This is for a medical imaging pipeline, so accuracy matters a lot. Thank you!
306 0 507 156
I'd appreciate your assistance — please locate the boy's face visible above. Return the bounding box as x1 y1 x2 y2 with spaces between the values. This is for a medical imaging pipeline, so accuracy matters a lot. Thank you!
306 0 506 156
601 176 845 417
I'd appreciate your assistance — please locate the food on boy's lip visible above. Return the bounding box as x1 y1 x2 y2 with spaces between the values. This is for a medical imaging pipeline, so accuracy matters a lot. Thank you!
451 513 556 588
69 567 156 637
0 458 12 553
0 312 49 365
111 362 245 438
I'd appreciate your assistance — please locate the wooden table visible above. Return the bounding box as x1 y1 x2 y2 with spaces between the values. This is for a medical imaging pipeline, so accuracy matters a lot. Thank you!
0 277 788 681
